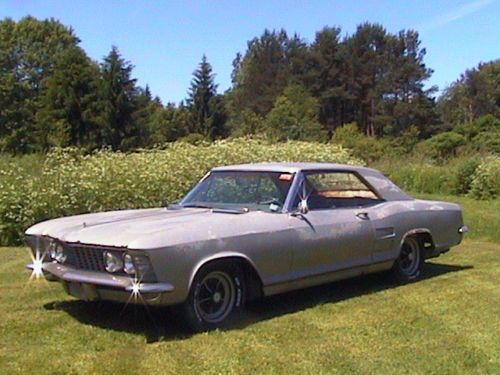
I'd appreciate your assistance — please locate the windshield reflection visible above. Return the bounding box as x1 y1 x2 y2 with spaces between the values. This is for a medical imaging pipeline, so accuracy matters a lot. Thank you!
180 171 295 212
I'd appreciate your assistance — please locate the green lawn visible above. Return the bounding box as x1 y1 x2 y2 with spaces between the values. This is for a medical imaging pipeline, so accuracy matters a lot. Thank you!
1 196 499 374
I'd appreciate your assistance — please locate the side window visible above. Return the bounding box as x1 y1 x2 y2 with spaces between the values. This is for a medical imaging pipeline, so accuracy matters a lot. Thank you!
298 171 379 210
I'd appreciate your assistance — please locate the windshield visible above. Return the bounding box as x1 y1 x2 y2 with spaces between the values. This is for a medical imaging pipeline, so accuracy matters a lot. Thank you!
180 171 295 212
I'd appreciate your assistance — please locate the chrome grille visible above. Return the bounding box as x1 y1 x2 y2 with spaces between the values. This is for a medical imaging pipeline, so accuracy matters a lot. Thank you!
58 242 156 282
63 244 123 273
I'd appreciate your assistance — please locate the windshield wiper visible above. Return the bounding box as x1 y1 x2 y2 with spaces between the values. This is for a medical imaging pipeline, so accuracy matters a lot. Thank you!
212 207 249 214
182 203 250 213
182 203 213 209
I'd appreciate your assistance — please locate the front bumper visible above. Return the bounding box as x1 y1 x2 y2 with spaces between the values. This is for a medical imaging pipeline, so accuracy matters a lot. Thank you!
27 262 175 305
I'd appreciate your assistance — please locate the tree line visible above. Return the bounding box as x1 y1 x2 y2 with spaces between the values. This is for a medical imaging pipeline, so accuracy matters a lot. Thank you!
0 16 498 154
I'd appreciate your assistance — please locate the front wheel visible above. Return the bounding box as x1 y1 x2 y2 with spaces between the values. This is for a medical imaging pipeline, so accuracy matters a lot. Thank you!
182 262 245 332
391 236 424 283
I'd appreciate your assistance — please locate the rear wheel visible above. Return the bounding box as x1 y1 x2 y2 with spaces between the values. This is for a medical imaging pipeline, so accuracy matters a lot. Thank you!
182 261 245 332
391 236 424 283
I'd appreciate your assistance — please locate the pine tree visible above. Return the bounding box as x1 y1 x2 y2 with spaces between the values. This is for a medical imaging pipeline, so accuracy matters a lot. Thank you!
98 46 138 150
187 55 219 138
305 27 347 137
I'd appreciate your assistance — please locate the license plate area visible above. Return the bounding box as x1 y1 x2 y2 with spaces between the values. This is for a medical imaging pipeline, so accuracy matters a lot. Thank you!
67 282 98 301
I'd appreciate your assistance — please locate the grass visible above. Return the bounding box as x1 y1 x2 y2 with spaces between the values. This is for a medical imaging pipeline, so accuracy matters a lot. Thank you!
0 194 498 374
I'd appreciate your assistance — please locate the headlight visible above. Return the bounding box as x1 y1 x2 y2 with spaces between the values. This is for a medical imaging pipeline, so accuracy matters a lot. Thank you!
103 251 123 273
123 254 136 275
49 241 66 263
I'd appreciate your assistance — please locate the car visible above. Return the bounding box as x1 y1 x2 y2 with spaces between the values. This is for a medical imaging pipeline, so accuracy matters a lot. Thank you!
25 162 468 331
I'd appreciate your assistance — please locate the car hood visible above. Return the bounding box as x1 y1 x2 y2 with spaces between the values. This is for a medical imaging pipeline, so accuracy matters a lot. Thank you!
25 207 259 249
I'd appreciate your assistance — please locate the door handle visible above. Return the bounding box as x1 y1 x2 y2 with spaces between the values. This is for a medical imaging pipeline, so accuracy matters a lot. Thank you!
356 212 370 220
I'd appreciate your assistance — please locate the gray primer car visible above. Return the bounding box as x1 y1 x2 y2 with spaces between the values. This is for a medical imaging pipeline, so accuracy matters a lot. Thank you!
25 163 468 331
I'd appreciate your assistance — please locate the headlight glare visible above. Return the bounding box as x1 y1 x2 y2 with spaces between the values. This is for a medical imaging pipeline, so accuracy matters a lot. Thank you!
123 254 136 275
103 251 123 273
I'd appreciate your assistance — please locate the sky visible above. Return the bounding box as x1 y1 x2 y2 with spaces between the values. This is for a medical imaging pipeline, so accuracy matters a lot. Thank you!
2 0 499 104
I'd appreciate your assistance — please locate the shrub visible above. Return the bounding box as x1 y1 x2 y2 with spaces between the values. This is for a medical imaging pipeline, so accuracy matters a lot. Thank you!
418 132 466 161
333 122 361 148
469 156 500 200
470 131 500 154
389 126 420 155
379 162 455 195
333 123 387 162
177 133 209 145
453 158 480 195
454 115 500 154
0 139 362 245
228 110 265 137
265 84 325 141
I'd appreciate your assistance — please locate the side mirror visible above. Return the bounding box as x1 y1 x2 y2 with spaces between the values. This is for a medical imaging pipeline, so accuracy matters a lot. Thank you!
298 199 309 215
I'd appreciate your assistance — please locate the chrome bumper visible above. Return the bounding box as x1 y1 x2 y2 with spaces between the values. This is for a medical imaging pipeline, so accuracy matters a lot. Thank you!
27 262 174 294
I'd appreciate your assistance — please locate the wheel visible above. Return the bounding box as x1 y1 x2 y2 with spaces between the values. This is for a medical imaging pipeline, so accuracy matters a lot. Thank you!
182 261 245 332
391 236 424 283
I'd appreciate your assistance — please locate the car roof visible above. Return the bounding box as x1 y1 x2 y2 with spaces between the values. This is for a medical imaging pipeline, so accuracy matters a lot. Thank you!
211 162 414 202
211 162 375 174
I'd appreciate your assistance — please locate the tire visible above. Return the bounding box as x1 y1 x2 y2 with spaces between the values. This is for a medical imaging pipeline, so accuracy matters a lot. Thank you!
391 236 424 283
182 261 245 332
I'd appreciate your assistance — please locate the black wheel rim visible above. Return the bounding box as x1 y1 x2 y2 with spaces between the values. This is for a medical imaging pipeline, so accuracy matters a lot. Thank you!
399 238 420 276
194 271 235 324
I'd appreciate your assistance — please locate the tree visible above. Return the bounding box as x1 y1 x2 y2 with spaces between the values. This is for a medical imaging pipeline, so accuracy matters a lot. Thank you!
148 103 190 144
187 55 221 138
229 29 307 117
438 60 499 128
132 85 161 147
380 30 436 137
36 46 101 149
265 84 325 141
0 16 80 153
304 27 347 137
207 94 228 139
227 109 265 137
341 24 436 137
98 46 139 150
344 23 394 137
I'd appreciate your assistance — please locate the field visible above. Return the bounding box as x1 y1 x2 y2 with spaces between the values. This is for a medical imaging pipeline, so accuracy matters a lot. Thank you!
0 194 498 374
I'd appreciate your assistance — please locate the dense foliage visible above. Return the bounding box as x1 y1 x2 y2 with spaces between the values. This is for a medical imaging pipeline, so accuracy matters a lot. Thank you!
438 61 499 130
374 155 500 200
1 16 498 154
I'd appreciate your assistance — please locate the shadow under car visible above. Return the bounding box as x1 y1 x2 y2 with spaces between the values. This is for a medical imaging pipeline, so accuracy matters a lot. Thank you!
44 261 473 342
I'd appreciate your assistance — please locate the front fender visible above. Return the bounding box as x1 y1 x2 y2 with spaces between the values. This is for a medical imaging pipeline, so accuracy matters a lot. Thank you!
188 251 262 291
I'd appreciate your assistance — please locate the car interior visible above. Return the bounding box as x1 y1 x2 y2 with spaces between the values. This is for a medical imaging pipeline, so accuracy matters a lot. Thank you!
300 171 382 210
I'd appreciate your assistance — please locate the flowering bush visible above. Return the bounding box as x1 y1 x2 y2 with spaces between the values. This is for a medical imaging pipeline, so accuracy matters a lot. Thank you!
0 139 362 245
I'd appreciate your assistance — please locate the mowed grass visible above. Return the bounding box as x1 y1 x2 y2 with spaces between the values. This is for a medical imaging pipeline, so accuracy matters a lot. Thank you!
0 194 499 374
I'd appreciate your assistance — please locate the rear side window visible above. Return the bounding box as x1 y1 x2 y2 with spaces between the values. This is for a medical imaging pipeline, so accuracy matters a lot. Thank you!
296 171 381 210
